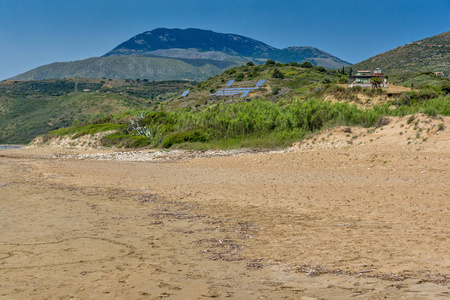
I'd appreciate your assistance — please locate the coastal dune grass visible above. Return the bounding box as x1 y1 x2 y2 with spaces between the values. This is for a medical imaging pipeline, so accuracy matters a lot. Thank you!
47 95 449 149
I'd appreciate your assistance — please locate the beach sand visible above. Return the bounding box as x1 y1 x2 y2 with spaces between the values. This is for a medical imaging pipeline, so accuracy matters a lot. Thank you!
0 115 449 299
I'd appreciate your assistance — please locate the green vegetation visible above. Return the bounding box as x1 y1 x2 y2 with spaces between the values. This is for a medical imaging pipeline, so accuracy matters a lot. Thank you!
3 57 449 148
388 72 450 89
49 123 126 139
9 56 237 82
352 31 450 76
49 93 450 149
0 79 195 143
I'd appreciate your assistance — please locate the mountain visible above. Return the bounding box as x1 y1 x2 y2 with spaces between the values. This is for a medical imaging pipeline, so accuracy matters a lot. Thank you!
10 28 350 81
352 31 450 76
104 28 276 57
105 28 350 68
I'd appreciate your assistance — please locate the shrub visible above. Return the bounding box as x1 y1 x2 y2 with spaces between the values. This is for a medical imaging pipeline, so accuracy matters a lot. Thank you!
301 61 313 68
272 86 281 95
316 66 326 73
236 73 245 81
162 130 209 148
322 77 332 84
246 62 255 66
423 107 438 117
138 112 174 127
272 69 284 79
441 83 450 95
101 132 151 148
338 77 348 84
265 60 276 66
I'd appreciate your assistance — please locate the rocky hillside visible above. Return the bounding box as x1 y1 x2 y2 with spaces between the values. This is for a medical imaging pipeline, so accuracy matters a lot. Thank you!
352 31 450 76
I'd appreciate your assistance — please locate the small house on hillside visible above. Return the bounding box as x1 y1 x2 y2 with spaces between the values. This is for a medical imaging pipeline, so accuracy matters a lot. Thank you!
349 68 386 88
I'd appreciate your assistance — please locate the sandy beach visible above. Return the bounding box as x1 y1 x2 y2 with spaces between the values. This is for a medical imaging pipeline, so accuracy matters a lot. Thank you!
0 115 449 299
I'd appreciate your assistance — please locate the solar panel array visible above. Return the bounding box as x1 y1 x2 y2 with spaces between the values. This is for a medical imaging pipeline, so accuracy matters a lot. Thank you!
214 90 242 96
241 90 250 98
213 79 265 98
255 80 266 87
181 90 190 97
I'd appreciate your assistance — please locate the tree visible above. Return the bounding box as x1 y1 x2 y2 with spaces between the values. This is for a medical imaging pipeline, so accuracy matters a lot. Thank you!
301 61 313 68
265 59 276 66
316 66 326 73
246 61 255 66
271 69 284 79
371 77 383 89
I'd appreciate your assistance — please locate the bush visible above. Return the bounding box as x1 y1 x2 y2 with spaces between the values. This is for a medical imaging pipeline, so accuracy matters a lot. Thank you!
288 62 301 67
442 83 450 95
338 77 348 84
246 62 255 66
162 130 209 148
272 86 281 95
272 69 284 79
138 112 174 127
399 90 439 105
101 132 151 148
236 73 245 81
265 60 276 66
301 61 313 68
316 66 326 73
322 77 332 84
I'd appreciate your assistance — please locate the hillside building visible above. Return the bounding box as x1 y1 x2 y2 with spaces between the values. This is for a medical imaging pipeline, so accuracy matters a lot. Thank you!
349 68 386 88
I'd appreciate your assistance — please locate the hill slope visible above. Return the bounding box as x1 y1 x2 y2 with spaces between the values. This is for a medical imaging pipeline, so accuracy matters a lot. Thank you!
0 79 194 144
9 56 237 81
352 31 450 75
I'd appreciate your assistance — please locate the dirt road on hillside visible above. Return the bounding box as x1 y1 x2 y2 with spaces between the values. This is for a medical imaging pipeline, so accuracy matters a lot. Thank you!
0 115 449 299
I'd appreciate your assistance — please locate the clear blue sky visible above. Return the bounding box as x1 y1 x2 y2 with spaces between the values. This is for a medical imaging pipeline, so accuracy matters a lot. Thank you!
0 0 449 80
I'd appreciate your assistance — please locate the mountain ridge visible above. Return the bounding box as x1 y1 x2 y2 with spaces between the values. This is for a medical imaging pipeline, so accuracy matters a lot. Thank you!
10 28 350 81
104 28 351 68
104 28 277 57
